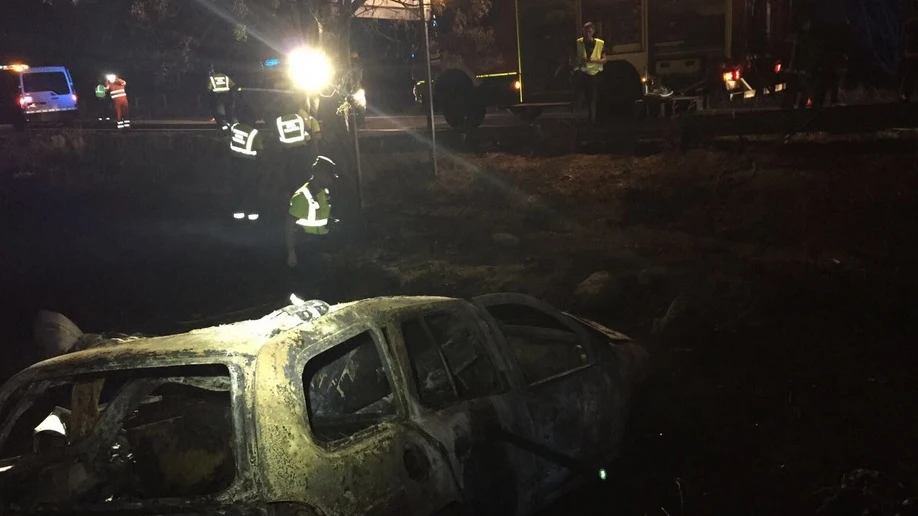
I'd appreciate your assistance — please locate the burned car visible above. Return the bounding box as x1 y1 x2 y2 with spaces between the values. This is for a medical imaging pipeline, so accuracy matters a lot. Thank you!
0 294 648 515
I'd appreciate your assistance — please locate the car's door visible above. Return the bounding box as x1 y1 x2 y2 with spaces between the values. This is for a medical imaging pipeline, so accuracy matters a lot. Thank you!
472 294 614 502
384 300 541 516
295 326 459 516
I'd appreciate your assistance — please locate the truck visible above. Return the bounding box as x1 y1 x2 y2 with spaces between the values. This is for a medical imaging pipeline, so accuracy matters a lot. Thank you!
416 0 909 131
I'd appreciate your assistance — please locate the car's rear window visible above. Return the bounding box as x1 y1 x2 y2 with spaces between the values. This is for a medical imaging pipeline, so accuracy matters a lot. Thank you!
21 71 70 95
0 364 236 504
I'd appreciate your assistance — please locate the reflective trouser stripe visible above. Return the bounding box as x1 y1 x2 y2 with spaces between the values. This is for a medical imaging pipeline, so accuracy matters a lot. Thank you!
296 218 328 227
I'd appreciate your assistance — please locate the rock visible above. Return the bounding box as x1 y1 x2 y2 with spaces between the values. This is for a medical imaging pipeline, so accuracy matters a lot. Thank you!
492 232 520 247
653 294 716 345
574 271 622 304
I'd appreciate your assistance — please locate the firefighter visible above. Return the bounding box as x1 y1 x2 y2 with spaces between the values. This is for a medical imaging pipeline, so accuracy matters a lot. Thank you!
229 121 264 221
574 22 607 124
207 65 237 131
286 156 337 268
104 73 130 129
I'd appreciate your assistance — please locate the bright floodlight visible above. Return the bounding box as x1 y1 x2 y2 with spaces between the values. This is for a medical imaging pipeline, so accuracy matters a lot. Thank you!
598 468 607 481
353 88 366 108
287 47 333 93
105 74 116 82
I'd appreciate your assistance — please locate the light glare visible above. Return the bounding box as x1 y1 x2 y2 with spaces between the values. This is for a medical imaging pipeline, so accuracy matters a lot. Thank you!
353 88 366 108
287 47 333 93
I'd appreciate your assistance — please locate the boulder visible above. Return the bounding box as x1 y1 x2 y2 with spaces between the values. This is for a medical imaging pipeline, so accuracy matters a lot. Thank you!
574 271 622 305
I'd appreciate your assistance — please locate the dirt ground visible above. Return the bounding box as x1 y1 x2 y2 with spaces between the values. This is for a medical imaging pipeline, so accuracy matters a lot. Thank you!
1 131 917 514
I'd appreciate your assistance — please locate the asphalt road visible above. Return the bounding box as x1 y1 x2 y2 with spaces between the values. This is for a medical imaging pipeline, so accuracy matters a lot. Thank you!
0 109 576 135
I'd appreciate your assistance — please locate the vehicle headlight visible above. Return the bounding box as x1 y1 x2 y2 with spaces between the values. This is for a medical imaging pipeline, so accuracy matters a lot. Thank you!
353 88 366 108
287 47 334 93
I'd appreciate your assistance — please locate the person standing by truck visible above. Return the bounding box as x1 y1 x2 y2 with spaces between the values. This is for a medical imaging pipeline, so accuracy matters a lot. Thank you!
574 22 607 124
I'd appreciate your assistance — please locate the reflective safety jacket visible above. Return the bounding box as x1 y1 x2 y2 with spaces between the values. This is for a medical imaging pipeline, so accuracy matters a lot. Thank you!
276 113 311 147
230 123 263 159
208 73 235 94
106 78 127 99
576 37 605 76
289 182 331 235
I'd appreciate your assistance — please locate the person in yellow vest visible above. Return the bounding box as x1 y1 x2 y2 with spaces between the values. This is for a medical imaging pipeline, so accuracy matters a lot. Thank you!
286 156 337 268
575 22 607 124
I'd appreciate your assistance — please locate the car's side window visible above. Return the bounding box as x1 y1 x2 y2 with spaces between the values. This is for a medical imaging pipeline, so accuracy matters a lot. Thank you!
302 330 396 443
484 303 589 385
401 311 503 410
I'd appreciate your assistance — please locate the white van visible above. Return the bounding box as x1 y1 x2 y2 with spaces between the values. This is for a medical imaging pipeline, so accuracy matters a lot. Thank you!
18 66 79 121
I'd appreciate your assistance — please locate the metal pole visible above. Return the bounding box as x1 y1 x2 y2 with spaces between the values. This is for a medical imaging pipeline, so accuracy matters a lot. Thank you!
514 0 524 103
421 0 438 177
352 110 363 210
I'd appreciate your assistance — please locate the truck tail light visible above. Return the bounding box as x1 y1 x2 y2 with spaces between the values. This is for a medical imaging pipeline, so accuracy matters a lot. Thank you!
722 70 741 83
71 94 78 102
19 95 32 106
774 62 782 74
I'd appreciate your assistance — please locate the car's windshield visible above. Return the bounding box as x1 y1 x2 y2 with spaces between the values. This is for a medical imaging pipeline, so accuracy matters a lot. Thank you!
0 364 236 507
21 71 69 95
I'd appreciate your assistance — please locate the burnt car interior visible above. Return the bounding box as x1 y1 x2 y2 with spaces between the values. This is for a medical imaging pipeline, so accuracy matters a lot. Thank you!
303 330 397 443
482 304 590 385
400 310 504 410
0 364 236 505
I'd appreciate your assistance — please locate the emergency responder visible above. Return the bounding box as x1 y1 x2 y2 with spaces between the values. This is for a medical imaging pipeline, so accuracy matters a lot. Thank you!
207 65 237 131
104 73 130 129
276 106 321 197
286 156 337 268
94 82 111 122
574 22 607 124
229 120 264 221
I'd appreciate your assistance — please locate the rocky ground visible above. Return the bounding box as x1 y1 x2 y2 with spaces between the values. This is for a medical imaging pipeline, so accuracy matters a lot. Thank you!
1 130 917 514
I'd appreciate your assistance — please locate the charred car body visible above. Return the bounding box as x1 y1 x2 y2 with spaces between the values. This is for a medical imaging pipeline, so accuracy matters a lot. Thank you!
0 294 648 515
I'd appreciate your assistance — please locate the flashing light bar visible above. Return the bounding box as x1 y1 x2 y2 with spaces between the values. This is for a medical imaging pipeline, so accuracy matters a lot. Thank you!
265 58 280 68
1 64 30 72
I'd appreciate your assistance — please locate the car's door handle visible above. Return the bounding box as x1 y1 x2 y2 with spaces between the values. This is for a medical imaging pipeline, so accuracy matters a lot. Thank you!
403 445 431 481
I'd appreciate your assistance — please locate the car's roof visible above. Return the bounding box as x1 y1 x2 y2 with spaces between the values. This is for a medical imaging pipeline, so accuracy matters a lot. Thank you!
22 296 455 377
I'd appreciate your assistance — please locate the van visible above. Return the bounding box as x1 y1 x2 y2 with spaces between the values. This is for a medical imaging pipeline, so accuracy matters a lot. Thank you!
17 66 79 121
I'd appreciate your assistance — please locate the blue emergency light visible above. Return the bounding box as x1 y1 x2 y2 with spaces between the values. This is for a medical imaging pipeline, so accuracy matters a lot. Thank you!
264 58 280 68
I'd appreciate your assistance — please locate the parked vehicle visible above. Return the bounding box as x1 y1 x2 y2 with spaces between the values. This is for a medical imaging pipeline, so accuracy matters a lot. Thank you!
17 66 79 122
0 294 648 516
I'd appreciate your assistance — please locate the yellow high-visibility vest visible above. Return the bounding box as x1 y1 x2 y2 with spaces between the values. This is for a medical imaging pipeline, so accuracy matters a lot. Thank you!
577 37 605 76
